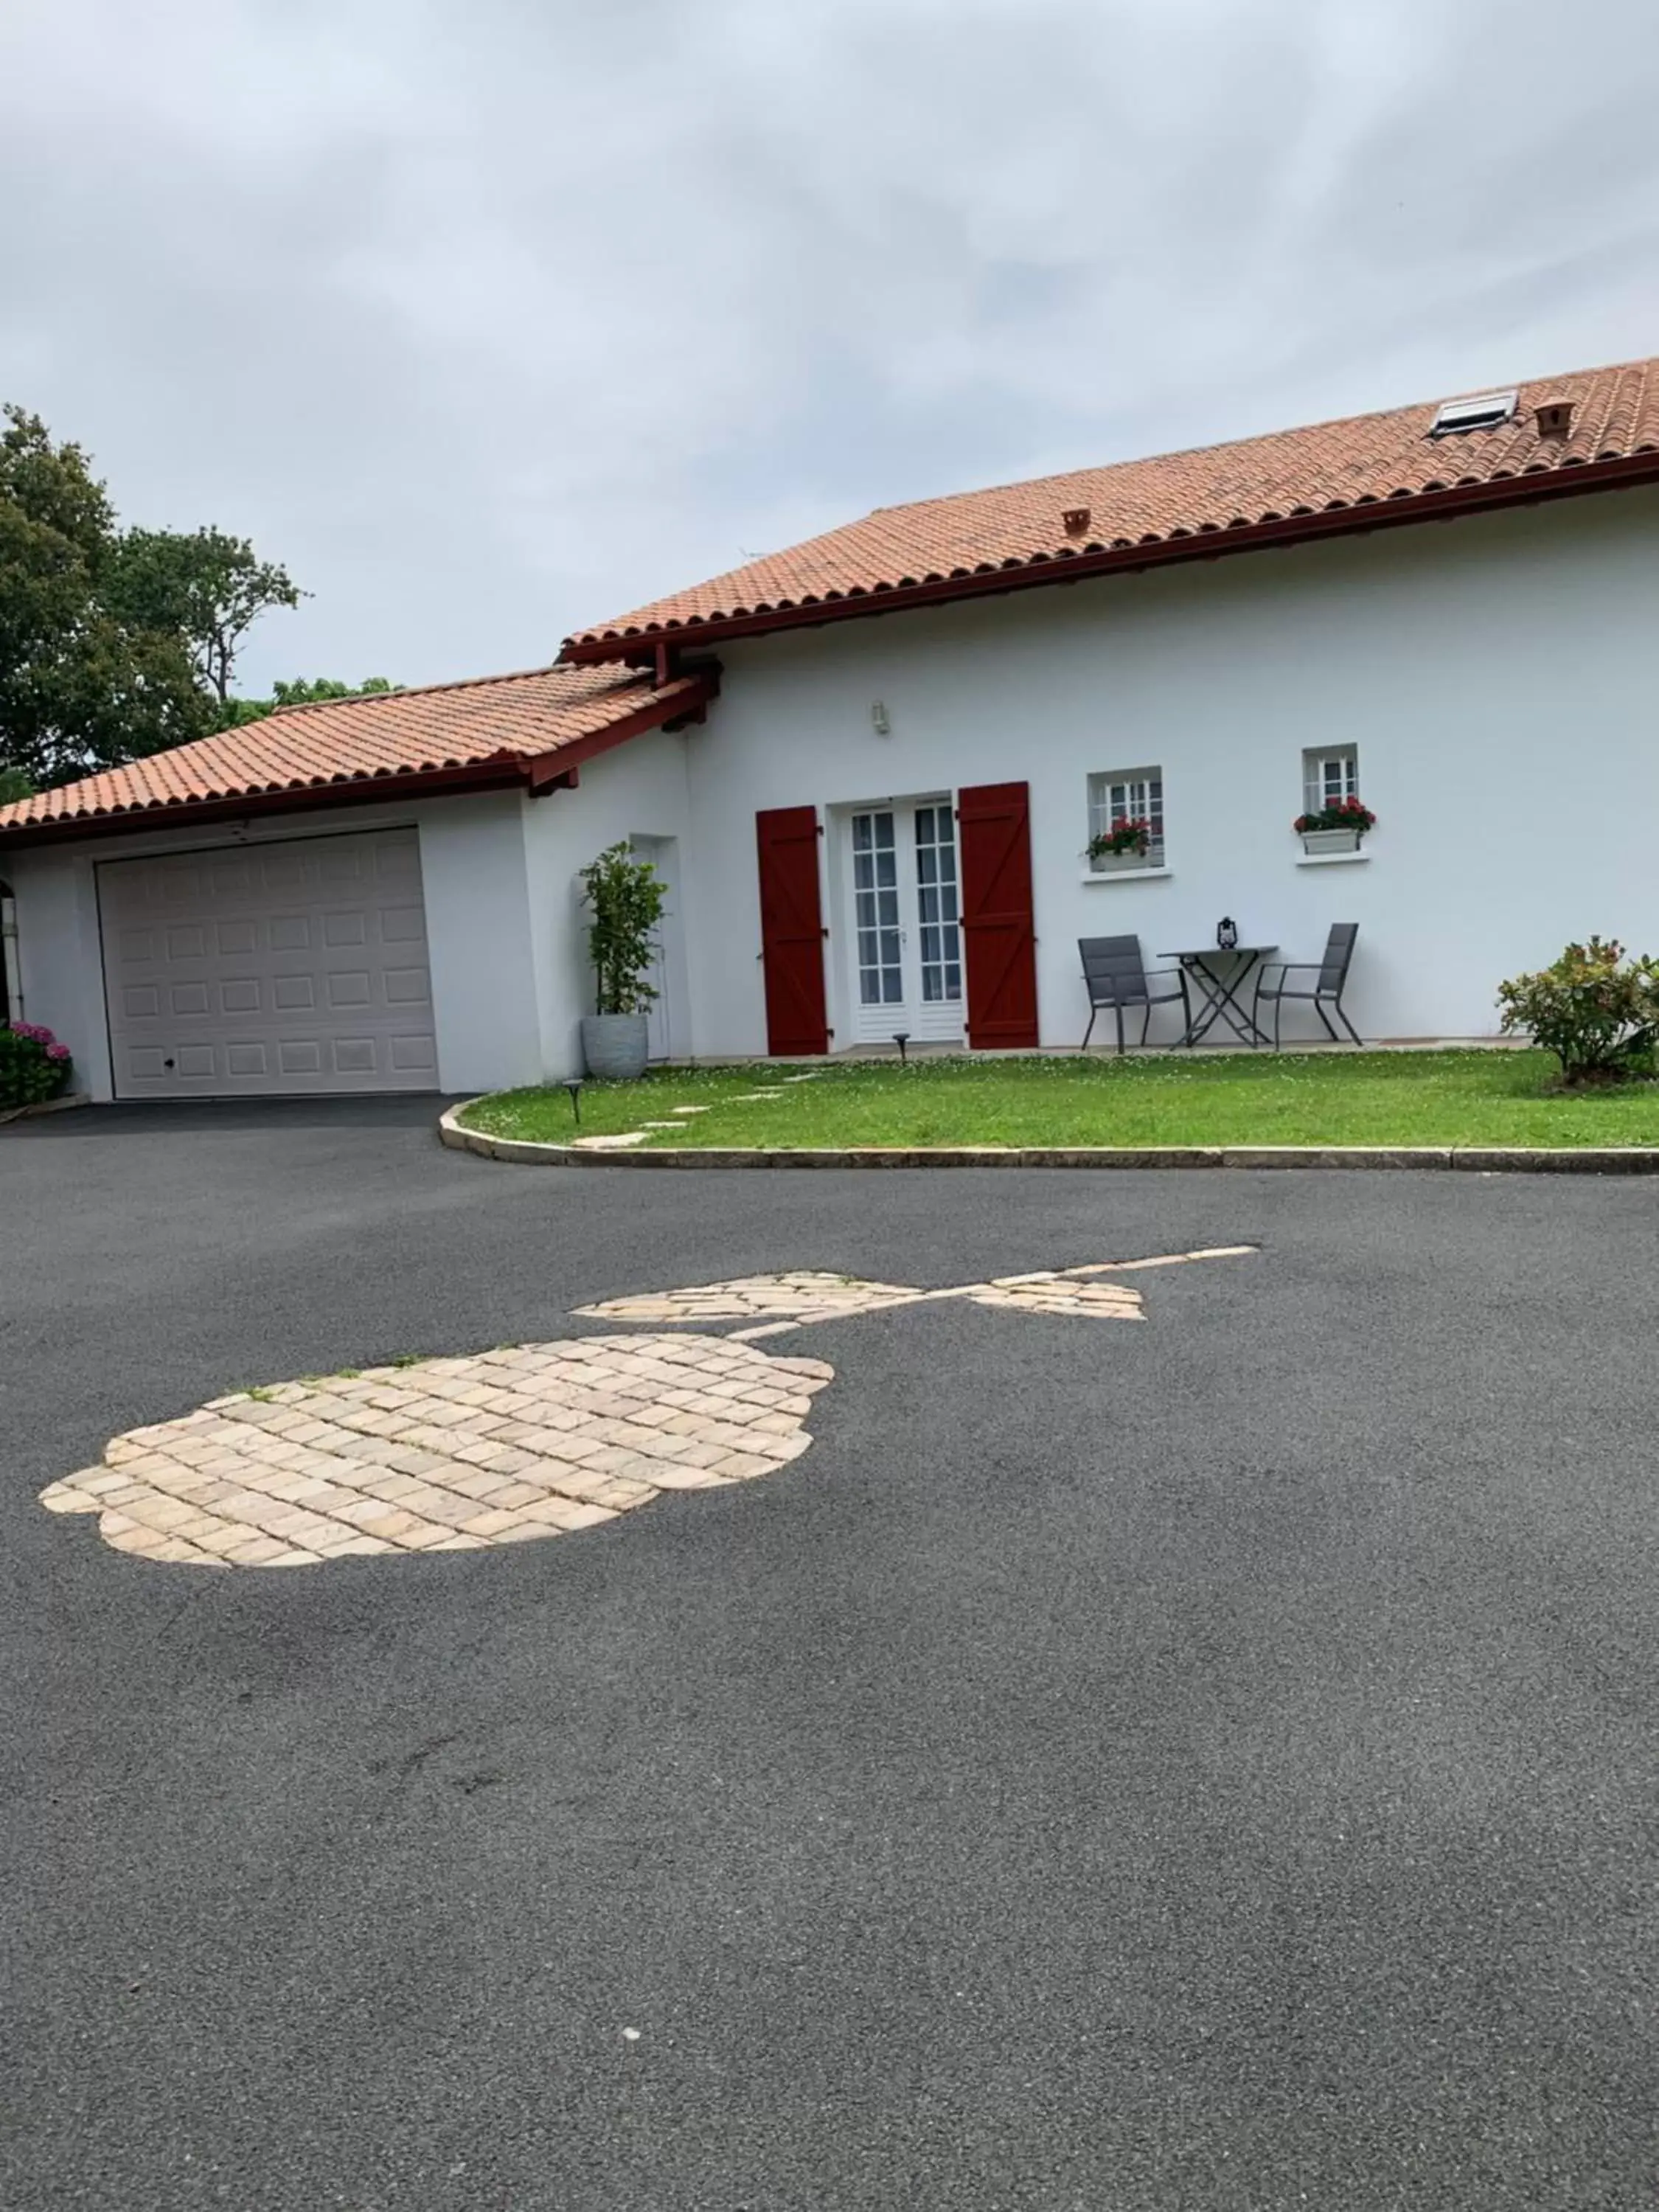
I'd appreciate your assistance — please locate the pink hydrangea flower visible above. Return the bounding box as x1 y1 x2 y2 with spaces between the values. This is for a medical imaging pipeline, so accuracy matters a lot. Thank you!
46 1043 71 1060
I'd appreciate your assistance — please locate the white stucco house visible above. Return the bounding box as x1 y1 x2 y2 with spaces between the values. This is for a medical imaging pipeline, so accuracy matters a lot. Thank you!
4 352 1658 1100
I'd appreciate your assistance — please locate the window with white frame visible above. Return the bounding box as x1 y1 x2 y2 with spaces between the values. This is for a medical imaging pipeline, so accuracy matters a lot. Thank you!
1303 744 1359 814
1087 768 1164 869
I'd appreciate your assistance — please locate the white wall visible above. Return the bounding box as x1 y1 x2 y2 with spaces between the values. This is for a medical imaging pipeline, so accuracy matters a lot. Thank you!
415 790 544 1092
680 487 1659 1051
5 790 544 1099
5 846 110 1093
520 727 693 1079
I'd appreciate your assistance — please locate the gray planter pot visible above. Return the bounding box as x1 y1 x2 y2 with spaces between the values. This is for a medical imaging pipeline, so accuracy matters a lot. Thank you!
1300 827 1364 855
581 1012 650 1081
1091 849 1155 874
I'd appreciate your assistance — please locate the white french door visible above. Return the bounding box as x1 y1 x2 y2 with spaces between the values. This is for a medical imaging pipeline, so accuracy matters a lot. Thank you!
845 798 964 1045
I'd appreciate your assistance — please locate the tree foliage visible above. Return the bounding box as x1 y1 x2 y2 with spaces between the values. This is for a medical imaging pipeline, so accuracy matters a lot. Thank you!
0 404 302 788
218 676 400 728
108 526 302 705
0 765 35 804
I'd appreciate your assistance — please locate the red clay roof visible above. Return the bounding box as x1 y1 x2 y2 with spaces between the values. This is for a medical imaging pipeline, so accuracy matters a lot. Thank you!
0 664 709 839
562 354 1659 659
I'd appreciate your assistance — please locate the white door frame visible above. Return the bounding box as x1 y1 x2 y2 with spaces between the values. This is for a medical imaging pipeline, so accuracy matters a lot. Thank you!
830 791 964 1048
627 833 692 1063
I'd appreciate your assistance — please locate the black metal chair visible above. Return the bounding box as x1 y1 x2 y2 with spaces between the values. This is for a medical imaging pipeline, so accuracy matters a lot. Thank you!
1079 935 1192 1054
1253 923 1362 1048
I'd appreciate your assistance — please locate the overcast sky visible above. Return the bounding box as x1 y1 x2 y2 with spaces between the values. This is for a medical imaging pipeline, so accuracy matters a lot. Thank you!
3 0 1657 694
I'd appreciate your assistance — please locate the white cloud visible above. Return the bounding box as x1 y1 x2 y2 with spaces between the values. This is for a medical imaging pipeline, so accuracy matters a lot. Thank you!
2 0 1656 688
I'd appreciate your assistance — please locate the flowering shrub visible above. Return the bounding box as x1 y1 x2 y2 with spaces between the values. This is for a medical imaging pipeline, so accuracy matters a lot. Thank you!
0 1021 72 1110
1088 815 1155 860
1294 796 1377 836
1497 937 1659 1085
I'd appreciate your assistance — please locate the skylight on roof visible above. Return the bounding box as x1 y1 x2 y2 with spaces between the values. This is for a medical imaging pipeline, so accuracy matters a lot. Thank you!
1430 389 1517 437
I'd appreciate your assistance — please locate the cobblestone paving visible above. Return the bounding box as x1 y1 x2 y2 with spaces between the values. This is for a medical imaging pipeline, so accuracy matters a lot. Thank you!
573 1250 1253 1329
39 1337 832 1570
40 1248 1253 1570
574 1271 928 1325
966 1272 1144 1318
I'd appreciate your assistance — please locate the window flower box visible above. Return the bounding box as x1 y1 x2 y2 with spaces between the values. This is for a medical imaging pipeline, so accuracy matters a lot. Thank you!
1086 815 1161 874
1294 797 1374 855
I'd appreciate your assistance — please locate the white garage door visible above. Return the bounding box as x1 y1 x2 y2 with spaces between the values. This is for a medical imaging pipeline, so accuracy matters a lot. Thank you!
99 828 438 1098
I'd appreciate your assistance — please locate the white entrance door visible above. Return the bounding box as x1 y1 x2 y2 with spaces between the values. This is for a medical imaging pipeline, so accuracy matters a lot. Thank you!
846 799 964 1045
98 827 439 1098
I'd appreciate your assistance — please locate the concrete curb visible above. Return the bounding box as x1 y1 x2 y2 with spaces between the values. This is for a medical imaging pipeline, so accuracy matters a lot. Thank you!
437 1107 1659 1176
0 1091 91 1129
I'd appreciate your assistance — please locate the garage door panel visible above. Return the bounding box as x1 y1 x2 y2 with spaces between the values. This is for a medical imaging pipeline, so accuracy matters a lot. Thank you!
100 830 437 1098
382 905 426 944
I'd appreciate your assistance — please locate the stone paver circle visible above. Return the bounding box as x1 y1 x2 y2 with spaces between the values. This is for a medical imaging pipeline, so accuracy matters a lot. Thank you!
40 1335 832 1570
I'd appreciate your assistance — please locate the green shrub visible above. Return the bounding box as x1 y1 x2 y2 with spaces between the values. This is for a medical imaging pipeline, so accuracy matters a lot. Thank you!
579 841 668 1016
1498 937 1659 1085
0 1021 72 1110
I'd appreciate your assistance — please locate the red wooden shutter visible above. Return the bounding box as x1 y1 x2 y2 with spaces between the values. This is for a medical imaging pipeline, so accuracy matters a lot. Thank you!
958 780 1038 1049
756 807 829 1056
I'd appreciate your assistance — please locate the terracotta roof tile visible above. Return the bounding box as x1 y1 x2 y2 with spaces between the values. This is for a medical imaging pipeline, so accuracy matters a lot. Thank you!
563 354 1659 655
0 664 707 837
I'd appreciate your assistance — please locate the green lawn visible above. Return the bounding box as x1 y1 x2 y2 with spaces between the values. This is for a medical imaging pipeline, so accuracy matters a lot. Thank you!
459 1051 1659 1150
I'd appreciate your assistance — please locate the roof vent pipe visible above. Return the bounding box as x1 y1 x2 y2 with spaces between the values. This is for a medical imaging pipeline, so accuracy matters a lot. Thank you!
1062 507 1091 538
1534 399 1574 438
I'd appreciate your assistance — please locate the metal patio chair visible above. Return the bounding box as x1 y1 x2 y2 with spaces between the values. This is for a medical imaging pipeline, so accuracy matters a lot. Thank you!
1252 923 1363 1048
1079 934 1192 1054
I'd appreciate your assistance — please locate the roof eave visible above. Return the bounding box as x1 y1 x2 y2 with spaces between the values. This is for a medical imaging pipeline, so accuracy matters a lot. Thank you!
0 672 720 850
0 757 531 851
522 670 719 789
558 451 1659 664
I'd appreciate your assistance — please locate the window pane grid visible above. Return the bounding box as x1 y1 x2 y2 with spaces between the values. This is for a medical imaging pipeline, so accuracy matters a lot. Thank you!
1088 768 1165 868
852 810 902 1006
914 804 961 1004
1303 745 1359 813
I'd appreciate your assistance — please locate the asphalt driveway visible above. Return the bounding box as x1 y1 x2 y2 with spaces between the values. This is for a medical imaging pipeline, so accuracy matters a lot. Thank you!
4 1101 1658 2209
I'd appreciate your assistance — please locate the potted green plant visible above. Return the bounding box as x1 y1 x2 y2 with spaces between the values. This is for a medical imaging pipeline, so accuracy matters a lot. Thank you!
578 841 668 1079
1295 796 1376 855
1086 815 1158 874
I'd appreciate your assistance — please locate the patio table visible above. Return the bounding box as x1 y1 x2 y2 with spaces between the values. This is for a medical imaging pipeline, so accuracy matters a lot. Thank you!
1158 945 1279 1048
